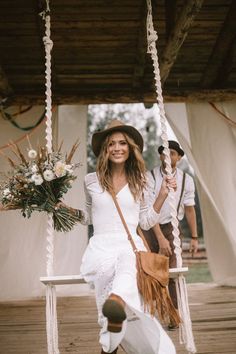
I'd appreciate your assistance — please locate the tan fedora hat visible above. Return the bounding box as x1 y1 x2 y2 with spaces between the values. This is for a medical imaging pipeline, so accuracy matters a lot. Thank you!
92 119 144 157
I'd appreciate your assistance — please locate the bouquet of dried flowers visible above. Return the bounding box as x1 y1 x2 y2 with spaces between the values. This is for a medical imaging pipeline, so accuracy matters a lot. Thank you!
0 140 81 232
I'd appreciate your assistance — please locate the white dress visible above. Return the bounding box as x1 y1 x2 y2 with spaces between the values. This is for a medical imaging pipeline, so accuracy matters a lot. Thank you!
80 172 176 354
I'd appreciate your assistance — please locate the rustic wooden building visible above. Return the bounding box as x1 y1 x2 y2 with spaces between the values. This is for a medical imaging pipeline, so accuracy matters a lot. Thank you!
0 0 236 107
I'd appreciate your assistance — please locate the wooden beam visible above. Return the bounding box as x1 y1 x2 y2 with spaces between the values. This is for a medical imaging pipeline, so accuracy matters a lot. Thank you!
7 88 236 105
35 0 58 92
160 0 204 83
0 65 13 99
163 88 236 102
214 37 236 88
132 0 147 89
164 0 177 41
201 0 236 88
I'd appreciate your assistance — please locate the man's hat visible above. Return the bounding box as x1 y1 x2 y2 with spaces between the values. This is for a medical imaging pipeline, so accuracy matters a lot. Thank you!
158 140 184 157
92 119 144 157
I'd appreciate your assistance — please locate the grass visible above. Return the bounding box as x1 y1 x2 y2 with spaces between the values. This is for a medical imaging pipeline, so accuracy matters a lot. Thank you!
185 263 213 283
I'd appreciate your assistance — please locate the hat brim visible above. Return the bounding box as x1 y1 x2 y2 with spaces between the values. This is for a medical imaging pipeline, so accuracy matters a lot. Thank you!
92 125 144 157
158 145 184 157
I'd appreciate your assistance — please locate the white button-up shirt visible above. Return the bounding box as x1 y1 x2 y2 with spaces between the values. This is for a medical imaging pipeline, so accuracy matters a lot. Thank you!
147 166 195 224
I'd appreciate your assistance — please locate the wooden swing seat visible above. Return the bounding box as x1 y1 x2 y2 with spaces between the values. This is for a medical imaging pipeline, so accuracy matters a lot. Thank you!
40 266 188 286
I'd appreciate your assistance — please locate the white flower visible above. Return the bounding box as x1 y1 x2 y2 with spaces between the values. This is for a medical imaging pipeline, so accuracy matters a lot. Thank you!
65 164 73 174
28 149 37 159
31 174 43 185
54 161 66 178
31 164 38 173
3 188 10 196
43 169 55 181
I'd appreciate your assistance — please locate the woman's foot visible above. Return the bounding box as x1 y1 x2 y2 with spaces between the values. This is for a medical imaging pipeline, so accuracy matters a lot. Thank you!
102 294 126 333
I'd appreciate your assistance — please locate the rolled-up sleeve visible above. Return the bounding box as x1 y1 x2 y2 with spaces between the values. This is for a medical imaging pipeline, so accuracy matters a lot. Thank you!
183 175 195 206
79 179 92 225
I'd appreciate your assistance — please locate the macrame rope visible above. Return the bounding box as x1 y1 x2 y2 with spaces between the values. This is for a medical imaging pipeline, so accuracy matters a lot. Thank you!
43 9 53 155
176 275 196 353
146 0 182 268
40 2 60 353
146 1 196 353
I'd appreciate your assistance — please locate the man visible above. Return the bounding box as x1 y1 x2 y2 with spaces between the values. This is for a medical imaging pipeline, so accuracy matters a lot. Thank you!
146 140 199 324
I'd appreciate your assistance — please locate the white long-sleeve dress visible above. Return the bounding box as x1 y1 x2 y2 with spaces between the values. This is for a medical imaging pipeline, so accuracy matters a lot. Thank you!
80 172 175 354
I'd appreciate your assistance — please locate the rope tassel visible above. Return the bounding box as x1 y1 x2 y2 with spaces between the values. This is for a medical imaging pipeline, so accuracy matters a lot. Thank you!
176 276 196 353
46 285 60 354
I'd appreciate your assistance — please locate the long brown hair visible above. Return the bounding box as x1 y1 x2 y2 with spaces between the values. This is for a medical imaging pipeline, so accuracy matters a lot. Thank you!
96 131 146 200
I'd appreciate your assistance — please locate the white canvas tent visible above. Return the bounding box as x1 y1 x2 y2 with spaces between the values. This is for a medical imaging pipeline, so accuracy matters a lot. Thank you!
0 105 89 300
166 101 236 286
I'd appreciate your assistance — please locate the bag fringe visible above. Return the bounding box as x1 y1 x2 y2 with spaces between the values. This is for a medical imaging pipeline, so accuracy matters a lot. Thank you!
136 254 181 326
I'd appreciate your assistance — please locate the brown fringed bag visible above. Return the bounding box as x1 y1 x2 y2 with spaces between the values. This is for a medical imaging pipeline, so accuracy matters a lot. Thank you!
111 193 180 326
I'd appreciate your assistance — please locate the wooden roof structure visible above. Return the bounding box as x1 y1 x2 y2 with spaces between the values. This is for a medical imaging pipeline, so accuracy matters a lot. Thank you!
0 0 236 106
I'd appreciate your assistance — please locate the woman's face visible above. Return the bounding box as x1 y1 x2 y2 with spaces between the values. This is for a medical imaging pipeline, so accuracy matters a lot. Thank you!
107 132 129 165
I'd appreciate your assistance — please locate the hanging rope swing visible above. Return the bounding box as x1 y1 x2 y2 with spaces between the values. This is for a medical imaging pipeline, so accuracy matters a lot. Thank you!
146 0 196 352
40 2 59 354
40 1 196 353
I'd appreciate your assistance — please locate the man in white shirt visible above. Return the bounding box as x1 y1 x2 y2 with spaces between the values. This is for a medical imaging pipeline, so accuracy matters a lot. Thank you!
146 140 199 319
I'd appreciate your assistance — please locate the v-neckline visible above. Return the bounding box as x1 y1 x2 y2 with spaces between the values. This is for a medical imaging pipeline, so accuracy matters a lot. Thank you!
95 173 128 196
114 183 128 196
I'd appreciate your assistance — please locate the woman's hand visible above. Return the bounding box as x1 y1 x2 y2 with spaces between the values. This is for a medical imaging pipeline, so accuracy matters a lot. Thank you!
55 201 79 217
55 201 68 210
153 176 177 213
160 175 177 196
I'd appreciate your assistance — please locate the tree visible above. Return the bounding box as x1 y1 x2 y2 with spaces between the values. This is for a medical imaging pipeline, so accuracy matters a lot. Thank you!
142 115 161 170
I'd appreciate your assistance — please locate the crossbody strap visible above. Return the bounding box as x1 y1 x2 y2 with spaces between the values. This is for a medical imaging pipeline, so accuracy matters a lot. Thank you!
111 192 138 253
136 225 151 251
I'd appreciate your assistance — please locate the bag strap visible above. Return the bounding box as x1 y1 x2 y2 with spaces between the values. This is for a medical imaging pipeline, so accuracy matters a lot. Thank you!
136 225 151 252
177 172 186 214
111 192 138 253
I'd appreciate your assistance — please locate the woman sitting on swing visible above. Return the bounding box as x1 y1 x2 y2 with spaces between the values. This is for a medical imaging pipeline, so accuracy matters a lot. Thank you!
0 119 176 354
62 119 177 354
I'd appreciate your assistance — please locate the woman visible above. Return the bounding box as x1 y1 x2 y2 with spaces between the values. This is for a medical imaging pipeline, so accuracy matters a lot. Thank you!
65 119 176 354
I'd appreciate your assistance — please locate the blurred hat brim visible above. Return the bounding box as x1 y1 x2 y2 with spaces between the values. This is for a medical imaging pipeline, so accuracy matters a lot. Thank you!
92 120 144 157
158 140 184 156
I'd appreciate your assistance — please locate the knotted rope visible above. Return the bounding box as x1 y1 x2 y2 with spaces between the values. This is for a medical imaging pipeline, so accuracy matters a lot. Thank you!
146 1 196 352
40 2 60 353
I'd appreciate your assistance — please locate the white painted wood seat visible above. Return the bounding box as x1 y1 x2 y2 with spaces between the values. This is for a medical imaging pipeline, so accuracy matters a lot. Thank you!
40 274 85 285
40 267 188 286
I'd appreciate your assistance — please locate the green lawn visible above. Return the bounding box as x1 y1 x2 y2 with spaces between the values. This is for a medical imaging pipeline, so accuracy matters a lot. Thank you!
185 263 213 283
